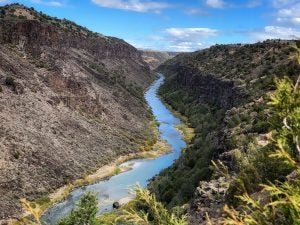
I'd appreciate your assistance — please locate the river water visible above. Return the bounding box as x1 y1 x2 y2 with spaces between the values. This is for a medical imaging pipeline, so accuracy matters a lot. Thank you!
42 74 187 224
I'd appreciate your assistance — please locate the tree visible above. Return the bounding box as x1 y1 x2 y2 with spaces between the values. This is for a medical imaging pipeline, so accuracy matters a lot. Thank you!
57 192 98 225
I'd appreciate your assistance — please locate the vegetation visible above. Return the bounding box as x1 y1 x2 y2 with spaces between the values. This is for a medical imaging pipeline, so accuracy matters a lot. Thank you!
5 75 16 88
152 40 300 223
116 186 187 225
223 76 300 224
54 186 186 225
57 192 98 225
149 81 225 207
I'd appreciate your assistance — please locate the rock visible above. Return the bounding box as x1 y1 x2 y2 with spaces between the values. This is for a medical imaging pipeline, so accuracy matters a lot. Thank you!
113 201 120 209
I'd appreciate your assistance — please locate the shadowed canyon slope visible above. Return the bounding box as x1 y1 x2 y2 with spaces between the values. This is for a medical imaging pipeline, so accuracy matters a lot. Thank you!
0 4 155 219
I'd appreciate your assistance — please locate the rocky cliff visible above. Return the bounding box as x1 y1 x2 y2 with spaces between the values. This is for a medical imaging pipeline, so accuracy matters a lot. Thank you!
152 40 300 224
141 50 178 70
0 4 155 220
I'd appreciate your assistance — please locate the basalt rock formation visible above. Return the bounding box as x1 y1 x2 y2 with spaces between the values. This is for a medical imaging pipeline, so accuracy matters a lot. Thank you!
0 4 155 220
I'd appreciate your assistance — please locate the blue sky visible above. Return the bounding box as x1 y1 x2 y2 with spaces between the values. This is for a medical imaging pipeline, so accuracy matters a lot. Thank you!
1 0 300 51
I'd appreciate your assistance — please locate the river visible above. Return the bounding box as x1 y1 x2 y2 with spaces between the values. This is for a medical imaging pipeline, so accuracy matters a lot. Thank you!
42 74 187 224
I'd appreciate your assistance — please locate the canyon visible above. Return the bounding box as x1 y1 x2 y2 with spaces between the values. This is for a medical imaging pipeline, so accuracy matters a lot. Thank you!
0 4 156 220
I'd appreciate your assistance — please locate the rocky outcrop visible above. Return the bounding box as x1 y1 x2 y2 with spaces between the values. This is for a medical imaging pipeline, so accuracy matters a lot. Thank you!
0 4 155 220
189 177 230 225
141 51 178 70
159 64 247 108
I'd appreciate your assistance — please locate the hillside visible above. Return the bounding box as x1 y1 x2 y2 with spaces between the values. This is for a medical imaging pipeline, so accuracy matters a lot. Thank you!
141 50 178 70
152 40 300 224
0 4 155 220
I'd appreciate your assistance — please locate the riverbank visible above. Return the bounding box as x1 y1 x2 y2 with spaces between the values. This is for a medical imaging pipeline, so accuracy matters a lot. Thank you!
7 121 170 225
157 95 195 144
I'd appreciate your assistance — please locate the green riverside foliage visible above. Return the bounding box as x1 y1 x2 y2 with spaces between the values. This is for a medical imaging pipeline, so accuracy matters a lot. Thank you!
116 186 187 225
149 78 225 207
222 76 300 225
57 192 98 225
56 187 186 225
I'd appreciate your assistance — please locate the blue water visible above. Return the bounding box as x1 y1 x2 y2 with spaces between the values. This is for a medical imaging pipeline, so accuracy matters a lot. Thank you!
41 74 186 224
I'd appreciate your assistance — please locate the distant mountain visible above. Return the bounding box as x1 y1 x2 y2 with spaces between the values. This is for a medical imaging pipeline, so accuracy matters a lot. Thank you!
0 3 155 220
141 50 179 70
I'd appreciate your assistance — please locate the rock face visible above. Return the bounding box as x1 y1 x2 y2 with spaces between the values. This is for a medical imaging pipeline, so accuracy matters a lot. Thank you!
141 51 178 70
189 177 230 225
158 64 247 109
0 4 155 219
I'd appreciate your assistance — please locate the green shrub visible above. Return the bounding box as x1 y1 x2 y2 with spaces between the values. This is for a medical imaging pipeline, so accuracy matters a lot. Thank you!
57 192 98 225
250 120 270 133
35 196 51 205
117 186 187 225
5 76 15 87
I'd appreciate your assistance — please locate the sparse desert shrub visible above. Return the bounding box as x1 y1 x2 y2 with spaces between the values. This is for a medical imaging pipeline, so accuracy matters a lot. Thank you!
5 76 16 87
35 196 51 206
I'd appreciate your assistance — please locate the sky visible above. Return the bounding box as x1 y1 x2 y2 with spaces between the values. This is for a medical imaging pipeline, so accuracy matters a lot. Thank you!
0 0 300 52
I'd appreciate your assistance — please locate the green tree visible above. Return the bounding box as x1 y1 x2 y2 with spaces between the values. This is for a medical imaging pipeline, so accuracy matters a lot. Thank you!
57 192 98 225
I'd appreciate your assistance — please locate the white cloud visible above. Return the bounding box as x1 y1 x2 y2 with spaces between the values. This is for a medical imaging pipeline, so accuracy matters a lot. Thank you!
164 28 219 41
161 27 218 51
168 42 206 52
0 0 10 4
205 0 225 8
249 26 300 41
128 27 218 52
271 0 298 7
184 8 208 16
275 2 300 25
91 0 172 13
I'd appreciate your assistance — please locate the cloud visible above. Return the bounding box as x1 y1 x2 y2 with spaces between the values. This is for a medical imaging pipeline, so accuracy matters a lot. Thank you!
168 42 206 52
275 2 300 25
205 0 225 8
91 0 172 13
184 8 208 16
0 0 10 4
164 27 219 41
162 27 218 51
31 0 64 7
249 26 300 41
271 0 298 7
127 27 219 52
